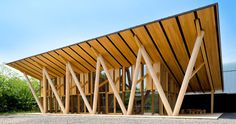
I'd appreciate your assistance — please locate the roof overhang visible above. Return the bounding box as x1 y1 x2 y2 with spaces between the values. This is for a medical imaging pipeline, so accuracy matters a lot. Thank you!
7 3 223 92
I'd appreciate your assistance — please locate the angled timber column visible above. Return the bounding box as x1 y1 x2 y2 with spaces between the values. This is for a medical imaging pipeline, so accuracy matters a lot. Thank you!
24 73 44 113
66 62 93 113
127 49 142 115
43 68 66 114
128 35 173 116
91 47 127 115
172 19 205 116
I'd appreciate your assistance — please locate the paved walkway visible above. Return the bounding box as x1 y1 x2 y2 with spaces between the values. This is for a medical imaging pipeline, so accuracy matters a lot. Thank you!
0 113 236 124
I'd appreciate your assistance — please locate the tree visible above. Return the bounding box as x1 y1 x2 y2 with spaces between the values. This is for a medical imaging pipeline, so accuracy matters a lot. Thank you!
0 64 39 112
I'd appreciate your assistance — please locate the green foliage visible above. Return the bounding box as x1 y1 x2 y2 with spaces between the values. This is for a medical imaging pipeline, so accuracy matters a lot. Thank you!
0 64 39 112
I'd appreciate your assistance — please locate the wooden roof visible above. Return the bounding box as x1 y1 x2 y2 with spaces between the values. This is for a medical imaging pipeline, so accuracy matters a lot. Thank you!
7 3 223 92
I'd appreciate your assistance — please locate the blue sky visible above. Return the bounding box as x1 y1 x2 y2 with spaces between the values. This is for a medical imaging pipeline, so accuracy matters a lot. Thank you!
0 0 235 64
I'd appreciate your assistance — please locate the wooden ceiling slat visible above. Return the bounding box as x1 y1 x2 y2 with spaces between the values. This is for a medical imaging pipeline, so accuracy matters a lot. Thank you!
55 49 87 72
98 36 130 67
42 53 66 70
22 59 41 71
62 47 95 71
20 60 42 76
108 34 136 64
15 61 42 77
178 13 211 91
70 45 96 68
48 51 81 74
78 43 97 61
161 18 201 91
146 22 190 91
36 55 65 74
10 63 41 79
197 6 222 90
132 26 161 63
88 40 119 68
25 58 58 78
31 56 63 76
119 30 139 55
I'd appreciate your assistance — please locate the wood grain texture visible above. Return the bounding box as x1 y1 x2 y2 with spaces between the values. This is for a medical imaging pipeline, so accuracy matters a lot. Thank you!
7 4 222 92
197 7 222 90
178 13 210 91
161 18 200 91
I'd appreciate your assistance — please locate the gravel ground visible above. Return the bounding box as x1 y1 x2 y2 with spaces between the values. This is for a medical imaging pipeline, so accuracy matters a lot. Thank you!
1 113 236 124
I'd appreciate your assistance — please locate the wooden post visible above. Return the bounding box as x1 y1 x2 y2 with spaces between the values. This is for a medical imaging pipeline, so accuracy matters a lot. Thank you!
140 64 144 114
122 67 126 103
173 31 205 116
105 92 109 113
91 47 127 114
43 70 47 113
127 49 142 115
65 64 70 114
78 95 81 113
211 90 214 114
67 63 93 113
49 94 52 113
43 68 65 113
114 69 120 113
24 73 44 113
92 60 101 114
99 56 127 115
134 35 173 116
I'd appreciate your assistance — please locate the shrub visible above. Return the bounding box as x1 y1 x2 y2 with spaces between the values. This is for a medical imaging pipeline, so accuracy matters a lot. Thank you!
0 64 39 112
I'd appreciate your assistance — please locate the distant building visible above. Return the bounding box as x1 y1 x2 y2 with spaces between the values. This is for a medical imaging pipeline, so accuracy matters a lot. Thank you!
223 63 236 93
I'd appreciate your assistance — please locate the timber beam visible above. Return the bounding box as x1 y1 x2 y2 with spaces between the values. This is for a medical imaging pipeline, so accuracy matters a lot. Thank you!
172 19 205 116
91 47 127 115
24 73 44 113
43 68 66 113
127 35 173 116
67 62 93 113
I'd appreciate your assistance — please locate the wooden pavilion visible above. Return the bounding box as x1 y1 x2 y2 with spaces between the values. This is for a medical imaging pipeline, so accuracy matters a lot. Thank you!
7 3 223 116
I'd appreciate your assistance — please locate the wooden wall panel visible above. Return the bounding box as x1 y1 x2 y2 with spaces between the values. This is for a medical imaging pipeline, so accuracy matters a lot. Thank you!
80 73 84 92
40 80 44 97
71 73 77 95
85 73 89 94
115 69 120 91
60 76 65 96
108 69 114 93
